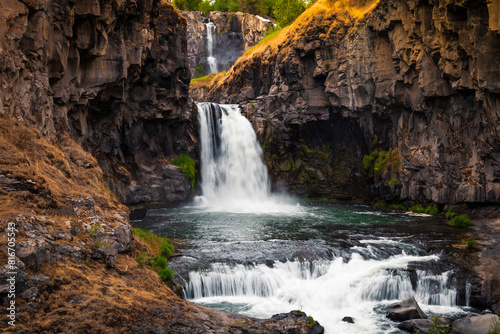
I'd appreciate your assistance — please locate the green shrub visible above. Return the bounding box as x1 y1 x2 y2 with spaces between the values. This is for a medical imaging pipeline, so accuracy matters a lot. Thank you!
363 150 378 171
445 210 456 220
133 228 176 282
136 251 150 266
466 239 477 250
152 255 168 270
133 228 174 258
388 203 405 211
88 224 102 237
449 214 474 228
195 66 203 78
409 204 425 213
172 154 196 188
425 204 439 215
158 268 175 281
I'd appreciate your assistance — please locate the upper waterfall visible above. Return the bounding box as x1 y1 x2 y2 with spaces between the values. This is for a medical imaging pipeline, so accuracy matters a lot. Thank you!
205 22 218 73
195 103 299 213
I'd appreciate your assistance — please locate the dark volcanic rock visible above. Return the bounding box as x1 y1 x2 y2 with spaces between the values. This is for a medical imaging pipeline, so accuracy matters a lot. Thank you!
0 0 197 206
342 316 355 324
264 310 324 334
387 297 428 321
207 0 500 205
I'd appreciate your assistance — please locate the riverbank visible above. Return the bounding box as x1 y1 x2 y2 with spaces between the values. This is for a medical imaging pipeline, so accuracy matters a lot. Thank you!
1 216 323 333
470 216 500 311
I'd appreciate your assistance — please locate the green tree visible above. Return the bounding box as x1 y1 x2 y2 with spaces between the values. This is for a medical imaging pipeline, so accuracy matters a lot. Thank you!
173 0 202 11
212 0 239 12
198 0 214 13
273 0 310 27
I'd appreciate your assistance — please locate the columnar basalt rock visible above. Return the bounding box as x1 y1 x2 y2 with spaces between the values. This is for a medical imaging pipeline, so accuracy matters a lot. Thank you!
208 0 500 205
181 10 273 79
0 0 197 205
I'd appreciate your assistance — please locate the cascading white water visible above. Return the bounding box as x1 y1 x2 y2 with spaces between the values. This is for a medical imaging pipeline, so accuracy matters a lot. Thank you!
205 22 218 73
185 253 465 334
195 103 297 213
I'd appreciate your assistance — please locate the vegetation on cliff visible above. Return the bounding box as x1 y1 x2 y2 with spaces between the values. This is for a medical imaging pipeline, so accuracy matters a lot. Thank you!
171 154 197 188
133 228 175 281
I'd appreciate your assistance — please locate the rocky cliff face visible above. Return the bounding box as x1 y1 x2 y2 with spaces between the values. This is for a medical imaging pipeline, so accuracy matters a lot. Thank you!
0 0 196 205
181 10 272 79
208 0 500 205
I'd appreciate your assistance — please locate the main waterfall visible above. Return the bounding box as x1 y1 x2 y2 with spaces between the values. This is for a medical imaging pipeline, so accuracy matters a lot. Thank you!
195 103 296 213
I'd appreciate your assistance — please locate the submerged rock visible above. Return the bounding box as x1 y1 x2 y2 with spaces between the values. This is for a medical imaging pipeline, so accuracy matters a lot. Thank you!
387 297 428 321
342 316 355 324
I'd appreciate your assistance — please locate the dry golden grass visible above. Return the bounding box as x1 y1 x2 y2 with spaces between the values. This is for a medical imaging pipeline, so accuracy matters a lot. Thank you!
15 253 184 333
0 114 125 220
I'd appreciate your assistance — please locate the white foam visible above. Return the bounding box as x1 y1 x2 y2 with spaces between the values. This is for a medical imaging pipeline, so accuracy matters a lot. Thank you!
186 253 465 334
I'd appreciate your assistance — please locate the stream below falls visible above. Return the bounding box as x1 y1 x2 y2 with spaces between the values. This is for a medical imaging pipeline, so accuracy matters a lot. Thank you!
135 203 473 333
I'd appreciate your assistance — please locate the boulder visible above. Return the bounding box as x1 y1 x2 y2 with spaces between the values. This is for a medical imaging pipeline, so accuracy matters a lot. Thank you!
399 318 450 334
266 311 324 333
16 237 48 271
452 313 500 334
387 297 428 321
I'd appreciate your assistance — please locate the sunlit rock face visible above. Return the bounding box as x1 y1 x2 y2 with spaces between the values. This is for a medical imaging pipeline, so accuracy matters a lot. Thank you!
181 10 272 79
208 0 500 205
0 0 196 204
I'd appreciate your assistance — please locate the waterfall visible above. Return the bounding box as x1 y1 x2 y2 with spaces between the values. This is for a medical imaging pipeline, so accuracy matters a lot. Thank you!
185 255 458 307
206 22 218 73
184 254 465 334
195 103 296 213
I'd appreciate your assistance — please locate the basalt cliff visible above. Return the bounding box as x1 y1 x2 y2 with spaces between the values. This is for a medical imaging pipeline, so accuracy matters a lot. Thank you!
0 0 196 206
206 0 500 207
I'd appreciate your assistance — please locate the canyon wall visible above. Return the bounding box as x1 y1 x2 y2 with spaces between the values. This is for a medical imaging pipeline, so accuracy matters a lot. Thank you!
0 0 196 205
181 10 272 78
208 0 500 206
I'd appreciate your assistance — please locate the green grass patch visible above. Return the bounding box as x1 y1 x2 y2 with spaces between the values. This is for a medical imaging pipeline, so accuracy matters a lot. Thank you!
425 204 439 215
449 214 474 228
388 203 405 211
300 143 329 161
133 228 175 282
445 210 456 220
190 71 226 88
244 27 282 56
172 154 196 188
466 239 478 250
363 149 402 187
